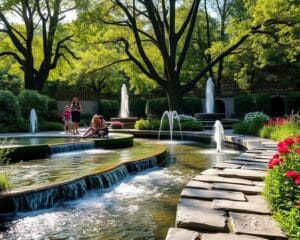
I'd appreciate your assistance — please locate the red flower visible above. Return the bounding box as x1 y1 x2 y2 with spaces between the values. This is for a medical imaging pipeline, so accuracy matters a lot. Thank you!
279 157 284 162
295 148 300 154
273 153 280 159
268 159 280 169
295 176 300 185
277 142 289 154
285 170 299 178
284 137 295 146
296 202 300 207
296 134 300 144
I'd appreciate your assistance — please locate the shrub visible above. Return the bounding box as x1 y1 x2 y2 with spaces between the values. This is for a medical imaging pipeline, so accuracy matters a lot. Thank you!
39 121 64 131
252 93 271 114
244 111 269 122
0 139 12 192
233 116 266 136
18 90 49 119
110 121 124 129
147 98 169 118
178 114 197 122
0 174 11 192
286 91 300 113
99 99 119 119
264 136 300 239
234 95 255 117
180 121 203 131
0 90 20 124
129 98 147 118
182 97 202 115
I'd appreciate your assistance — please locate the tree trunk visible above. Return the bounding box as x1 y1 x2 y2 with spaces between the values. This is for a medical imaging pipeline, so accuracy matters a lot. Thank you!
166 82 184 113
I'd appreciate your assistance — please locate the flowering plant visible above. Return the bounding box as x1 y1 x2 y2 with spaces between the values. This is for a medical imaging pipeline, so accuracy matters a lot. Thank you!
110 121 124 129
264 135 300 238
178 114 197 122
244 111 269 122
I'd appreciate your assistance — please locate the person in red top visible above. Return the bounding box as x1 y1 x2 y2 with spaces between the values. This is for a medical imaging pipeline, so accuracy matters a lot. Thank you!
63 106 72 133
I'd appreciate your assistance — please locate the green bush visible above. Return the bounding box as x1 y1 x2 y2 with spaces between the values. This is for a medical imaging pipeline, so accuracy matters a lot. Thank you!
0 174 11 192
134 118 203 131
253 93 271 114
39 121 64 131
182 97 202 115
147 98 169 118
99 99 119 119
0 90 20 124
233 116 266 136
234 95 255 117
269 123 299 141
18 90 49 119
0 140 12 192
129 99 147 118
286 91 300 113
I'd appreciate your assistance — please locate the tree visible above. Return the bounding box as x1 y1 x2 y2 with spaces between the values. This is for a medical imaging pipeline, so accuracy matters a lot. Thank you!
88 0 299 112
0 0 79 91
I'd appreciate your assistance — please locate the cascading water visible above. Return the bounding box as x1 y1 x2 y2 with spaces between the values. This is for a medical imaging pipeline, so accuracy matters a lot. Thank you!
120 84 129 118
5 157 158 213
158 111 183 142
214 120 224 152
29 108 38 134
206 77 214 114
50 142 95 154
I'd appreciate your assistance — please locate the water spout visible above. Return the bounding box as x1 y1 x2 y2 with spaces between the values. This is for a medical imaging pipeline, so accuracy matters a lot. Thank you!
206 77 214 114
120 84 129 118
214 120 224 152
158 111 183 142
29 108 38 134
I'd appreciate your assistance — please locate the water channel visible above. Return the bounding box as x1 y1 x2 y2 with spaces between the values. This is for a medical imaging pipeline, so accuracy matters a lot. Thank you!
0 139 240 240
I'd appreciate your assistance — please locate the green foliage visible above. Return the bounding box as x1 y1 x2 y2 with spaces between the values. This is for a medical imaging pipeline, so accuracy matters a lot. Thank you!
18 90 49 119
0 139 12 192
134 118 203 131
99 99 119 119
252 93 271 114
0 71 22 95
182 97 202 115
147 98 169 118
39 121 64 131
233 116 266 136
286 91 300 113
0 90 20 124
129 98 147 118
234 95 255 117
0 174 11 192
260 122 299 141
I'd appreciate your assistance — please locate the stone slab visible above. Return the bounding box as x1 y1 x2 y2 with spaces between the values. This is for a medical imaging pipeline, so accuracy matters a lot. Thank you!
219 169 266 181
186 180 212 189
233 156 269 163
212 183 262 195
165 227 200 240
176 204 227 232
201 233 268 240
241 165 266 171
178 198 212 209
201 169 220 175
194 175 254 186
230 212 287 238
246 195 268 205
214 162 241 169
224 160 267 167
181 188 245 201
213 199 270 214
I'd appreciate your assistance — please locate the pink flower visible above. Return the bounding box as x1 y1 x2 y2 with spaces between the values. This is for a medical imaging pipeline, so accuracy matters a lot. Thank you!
285 170 299 178
277 142 289 154
273 153 280 159
295 176 300 185
284 137 295 146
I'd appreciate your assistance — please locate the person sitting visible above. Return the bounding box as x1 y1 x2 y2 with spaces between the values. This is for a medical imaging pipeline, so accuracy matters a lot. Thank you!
82 115 101 138
97 115 109 138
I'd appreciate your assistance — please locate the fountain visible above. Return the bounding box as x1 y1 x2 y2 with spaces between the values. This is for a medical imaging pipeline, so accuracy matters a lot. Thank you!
111 84 138 129
214 120 224 152
158 111 183 142
195 77 225 121
29 108 38 134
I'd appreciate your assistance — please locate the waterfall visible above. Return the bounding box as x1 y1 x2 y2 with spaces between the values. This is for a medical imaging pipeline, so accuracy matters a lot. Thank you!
206 77 214 114
7 157 158 213
120 84 129 118
50 142 95 154
158 111 183 142
29 108 38 134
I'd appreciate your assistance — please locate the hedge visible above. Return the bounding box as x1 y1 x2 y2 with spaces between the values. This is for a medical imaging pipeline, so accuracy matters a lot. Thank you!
129 98 147 118
98 99 119 119
0 90 20 124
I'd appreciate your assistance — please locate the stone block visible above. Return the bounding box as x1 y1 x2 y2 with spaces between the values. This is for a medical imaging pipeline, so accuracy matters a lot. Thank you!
193 175 253 186
165 227 200 240
212 183 262 195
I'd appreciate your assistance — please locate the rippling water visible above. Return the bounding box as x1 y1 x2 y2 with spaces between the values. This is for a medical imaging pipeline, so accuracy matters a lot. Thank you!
0 139 240 240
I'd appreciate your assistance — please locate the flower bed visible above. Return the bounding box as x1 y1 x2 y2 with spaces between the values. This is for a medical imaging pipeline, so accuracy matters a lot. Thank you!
264 136 300 239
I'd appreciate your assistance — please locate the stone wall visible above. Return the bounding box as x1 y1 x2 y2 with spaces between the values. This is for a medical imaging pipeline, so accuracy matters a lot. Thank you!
201 97 234 118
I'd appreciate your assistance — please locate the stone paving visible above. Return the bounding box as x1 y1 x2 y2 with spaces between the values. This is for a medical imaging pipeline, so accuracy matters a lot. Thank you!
166 134 288 240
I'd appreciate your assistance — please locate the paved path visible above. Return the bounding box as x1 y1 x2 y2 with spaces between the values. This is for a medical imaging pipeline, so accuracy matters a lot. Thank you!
166 133 288 240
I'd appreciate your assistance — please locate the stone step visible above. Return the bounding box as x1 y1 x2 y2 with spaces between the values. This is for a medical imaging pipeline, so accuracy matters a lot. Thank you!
218 169 266 181
241 165 266 171
212 183 263 195
213 199 270 214
230 212 287 239
193 175 254 186
165 227 200 240
224 160 267 167
181 188 246 201
233 156 269 163
178 198 213 209
214 162 241 169
176 205 227 232
186 180 212 190
201 233 268 240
